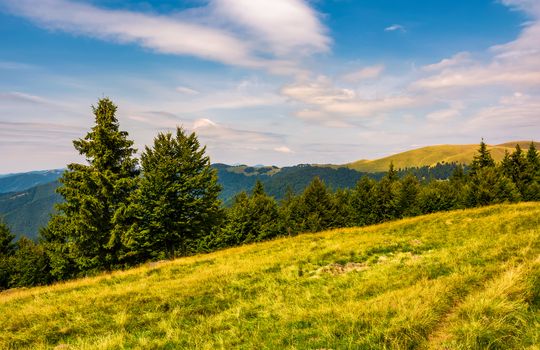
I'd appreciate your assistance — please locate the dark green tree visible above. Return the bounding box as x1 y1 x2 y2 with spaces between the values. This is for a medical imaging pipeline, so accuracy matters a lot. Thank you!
465 167 520 207
398 174 421 217
507 144 529 195
332 189 354 228
298 177 335 233
469 139 495 176
0 219 15 256
0 220 15 290
350 176 378 226
418 181 461 214
124 127 222 262
9 238 51 288
42 98 138 278
526 142 540 176
370 165 401 222
524 142 540 200
219 181 280 246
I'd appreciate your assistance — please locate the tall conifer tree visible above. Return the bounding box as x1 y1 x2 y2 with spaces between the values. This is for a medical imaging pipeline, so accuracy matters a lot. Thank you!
124 127 222 261
42 98 138 277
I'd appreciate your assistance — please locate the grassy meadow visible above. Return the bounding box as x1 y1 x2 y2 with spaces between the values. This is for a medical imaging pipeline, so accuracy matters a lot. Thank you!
346 142 540 172
1 203 540 349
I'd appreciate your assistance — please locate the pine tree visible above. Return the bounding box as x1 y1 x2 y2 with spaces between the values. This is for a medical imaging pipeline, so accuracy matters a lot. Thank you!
42 98 138 278
299 177 335 232
508 144 529 195
0 220 15 290
470 139 495 176
218 181 282 247
0 220 15 256
524 142 540 200
465 167 520 207
9 238 51 288
526 142 540 176
398 174 420 217
124 127 222 262
387 162 398 182
350 176 377 226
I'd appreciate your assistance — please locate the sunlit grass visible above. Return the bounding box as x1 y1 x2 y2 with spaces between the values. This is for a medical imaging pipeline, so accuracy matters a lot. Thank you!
1 203 539 349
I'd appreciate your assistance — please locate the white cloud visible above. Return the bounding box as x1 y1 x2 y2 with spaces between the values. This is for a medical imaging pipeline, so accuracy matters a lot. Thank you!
341 64 385 82
281 76 422 124
176 86 200 95
1 0 329 75
426 108 461 122
193 118 217 129
211 0 330 56
422 52 471 72
385 24 405 32
274 146 293 153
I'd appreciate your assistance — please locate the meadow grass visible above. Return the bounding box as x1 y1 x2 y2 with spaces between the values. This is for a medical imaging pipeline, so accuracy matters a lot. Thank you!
1 203 539 349
346 143 527 172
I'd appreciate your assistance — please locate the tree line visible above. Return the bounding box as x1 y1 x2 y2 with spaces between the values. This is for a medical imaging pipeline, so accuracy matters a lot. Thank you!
1 98 539 290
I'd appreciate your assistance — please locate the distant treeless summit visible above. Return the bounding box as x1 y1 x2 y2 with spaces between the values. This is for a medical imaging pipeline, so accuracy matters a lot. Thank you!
346 141 540 173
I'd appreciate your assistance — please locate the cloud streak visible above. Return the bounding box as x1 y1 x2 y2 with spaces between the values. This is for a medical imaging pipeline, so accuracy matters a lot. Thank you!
1 0 329 75
384 24 405 32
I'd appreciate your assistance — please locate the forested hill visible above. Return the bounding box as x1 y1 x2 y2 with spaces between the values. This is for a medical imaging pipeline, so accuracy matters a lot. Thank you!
0 162 461 240
0 169 63 193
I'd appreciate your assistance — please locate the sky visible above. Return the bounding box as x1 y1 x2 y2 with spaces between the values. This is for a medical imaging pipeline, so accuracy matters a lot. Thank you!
0 0 539 173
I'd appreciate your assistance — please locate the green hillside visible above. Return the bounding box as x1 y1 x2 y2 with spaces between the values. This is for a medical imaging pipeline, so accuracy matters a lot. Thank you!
0 181 61 240
1 203 539 349
0 170 63 194
347 141 540 172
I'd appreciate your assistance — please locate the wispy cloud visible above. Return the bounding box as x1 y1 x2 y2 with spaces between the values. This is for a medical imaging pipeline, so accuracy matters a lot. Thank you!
176 86 200 95
341 64 385 82
274 146 293 153
0 61 35 70
1 0 329 75
281 76 421 125
384 24 405 32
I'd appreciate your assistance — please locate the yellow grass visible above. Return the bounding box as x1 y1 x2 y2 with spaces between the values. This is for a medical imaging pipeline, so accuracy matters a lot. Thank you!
346 141 539 172
1 203 539 349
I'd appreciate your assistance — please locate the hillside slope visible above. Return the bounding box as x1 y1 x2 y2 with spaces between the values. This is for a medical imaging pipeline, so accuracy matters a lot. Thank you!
1 203 539 349
347 141 539 172
0 181 61 240
0 169 63 194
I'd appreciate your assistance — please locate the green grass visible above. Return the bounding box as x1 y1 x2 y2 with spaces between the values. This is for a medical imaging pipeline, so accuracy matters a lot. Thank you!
346 141 539 172
1 203 540 349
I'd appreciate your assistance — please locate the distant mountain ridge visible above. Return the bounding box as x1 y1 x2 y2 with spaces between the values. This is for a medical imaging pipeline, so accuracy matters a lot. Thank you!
0 169 64 194
346 141 539 172
1 140 533 239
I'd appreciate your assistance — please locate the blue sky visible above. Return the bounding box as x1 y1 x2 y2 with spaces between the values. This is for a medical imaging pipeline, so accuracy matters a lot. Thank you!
1 0 539 173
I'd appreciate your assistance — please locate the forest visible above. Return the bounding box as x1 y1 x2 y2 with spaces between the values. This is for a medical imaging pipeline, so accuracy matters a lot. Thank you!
1 98 539 290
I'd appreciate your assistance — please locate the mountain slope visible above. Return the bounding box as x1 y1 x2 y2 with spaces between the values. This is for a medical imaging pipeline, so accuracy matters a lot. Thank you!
347 141 539 172
0 169 63 194
1 203 539 349
0 181 61 239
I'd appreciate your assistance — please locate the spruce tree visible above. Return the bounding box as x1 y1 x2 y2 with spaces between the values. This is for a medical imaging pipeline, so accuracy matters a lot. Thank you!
9 238 51 288
125 127 222 261
220 181 280 246
0 220 15 290
299 177 335 232
0 219 15 256
42 98 138 277
525 142 540 200
470 139 495 176
350 176 377 226
398 174 420 217
526 142 540 176
508 144 529 195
